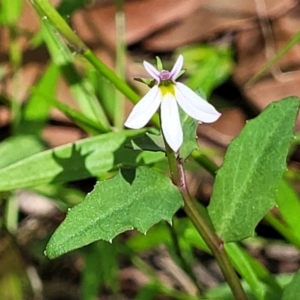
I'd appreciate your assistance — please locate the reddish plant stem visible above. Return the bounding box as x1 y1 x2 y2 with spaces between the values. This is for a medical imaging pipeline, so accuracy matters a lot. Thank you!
165 143 248 300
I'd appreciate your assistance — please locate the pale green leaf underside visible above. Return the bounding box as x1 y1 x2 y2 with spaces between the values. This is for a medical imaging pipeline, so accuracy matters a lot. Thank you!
46 166 183 258
208 97 300 242
282 269 300 300
0 130 165 191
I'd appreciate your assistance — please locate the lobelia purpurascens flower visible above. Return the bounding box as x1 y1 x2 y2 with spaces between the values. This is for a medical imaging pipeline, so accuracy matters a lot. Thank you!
124 55 221 152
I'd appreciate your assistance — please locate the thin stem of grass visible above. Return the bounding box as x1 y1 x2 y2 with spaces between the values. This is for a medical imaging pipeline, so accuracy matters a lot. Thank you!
264 213 300 250
31 0 160 128
114 0 126 129
167 223 204 295
31 0 86 52
191 149 219 176
246 30 300 86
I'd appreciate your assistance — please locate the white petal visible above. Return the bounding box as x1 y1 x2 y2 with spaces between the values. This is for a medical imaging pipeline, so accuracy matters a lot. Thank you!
170 55 183 81
143 60 160 82
124 86 161 129
175 82 221 123
160 94 183 152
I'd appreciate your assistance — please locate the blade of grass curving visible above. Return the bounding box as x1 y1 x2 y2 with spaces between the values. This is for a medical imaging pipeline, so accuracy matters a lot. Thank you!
39 12 111 131
30 0 160 127
225 243 282 299
275 179 300 242
113 0 126 129
246 31 300 86
0 0 23 25
264 213 300 250
30 89 109 134
18 63 59 135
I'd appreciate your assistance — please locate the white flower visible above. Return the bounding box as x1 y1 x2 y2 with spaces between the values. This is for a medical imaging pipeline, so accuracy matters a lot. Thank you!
124 55 221 152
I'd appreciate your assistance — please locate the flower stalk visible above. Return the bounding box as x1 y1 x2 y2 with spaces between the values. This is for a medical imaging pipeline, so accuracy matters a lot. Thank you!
126 55 246 297
164 142 248 299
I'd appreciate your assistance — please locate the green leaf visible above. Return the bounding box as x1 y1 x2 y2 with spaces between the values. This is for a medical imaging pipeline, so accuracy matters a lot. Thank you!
127 132 165 152
264 179 300 249
156 56 163 71
32 91 107 135
0 130 165 191
81 241 119 299
127 223 171 252
225 243 282 299
57 0 86 17
208 97 300 242
276 180 300 242
18 63 59 135
0 0 23 25
264 213 300 250
0 135 45 169
282 269 300 300
135 284 161 300
87 69 116 122
45 166 183 258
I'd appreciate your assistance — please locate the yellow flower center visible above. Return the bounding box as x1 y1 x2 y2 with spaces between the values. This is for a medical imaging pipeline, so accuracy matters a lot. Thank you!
159 83 175 97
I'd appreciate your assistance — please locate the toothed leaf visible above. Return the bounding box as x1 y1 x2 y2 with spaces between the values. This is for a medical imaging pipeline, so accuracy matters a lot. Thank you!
46 166 183 258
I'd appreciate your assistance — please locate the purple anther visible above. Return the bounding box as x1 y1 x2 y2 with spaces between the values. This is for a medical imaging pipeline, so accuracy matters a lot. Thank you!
159 70 171 81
